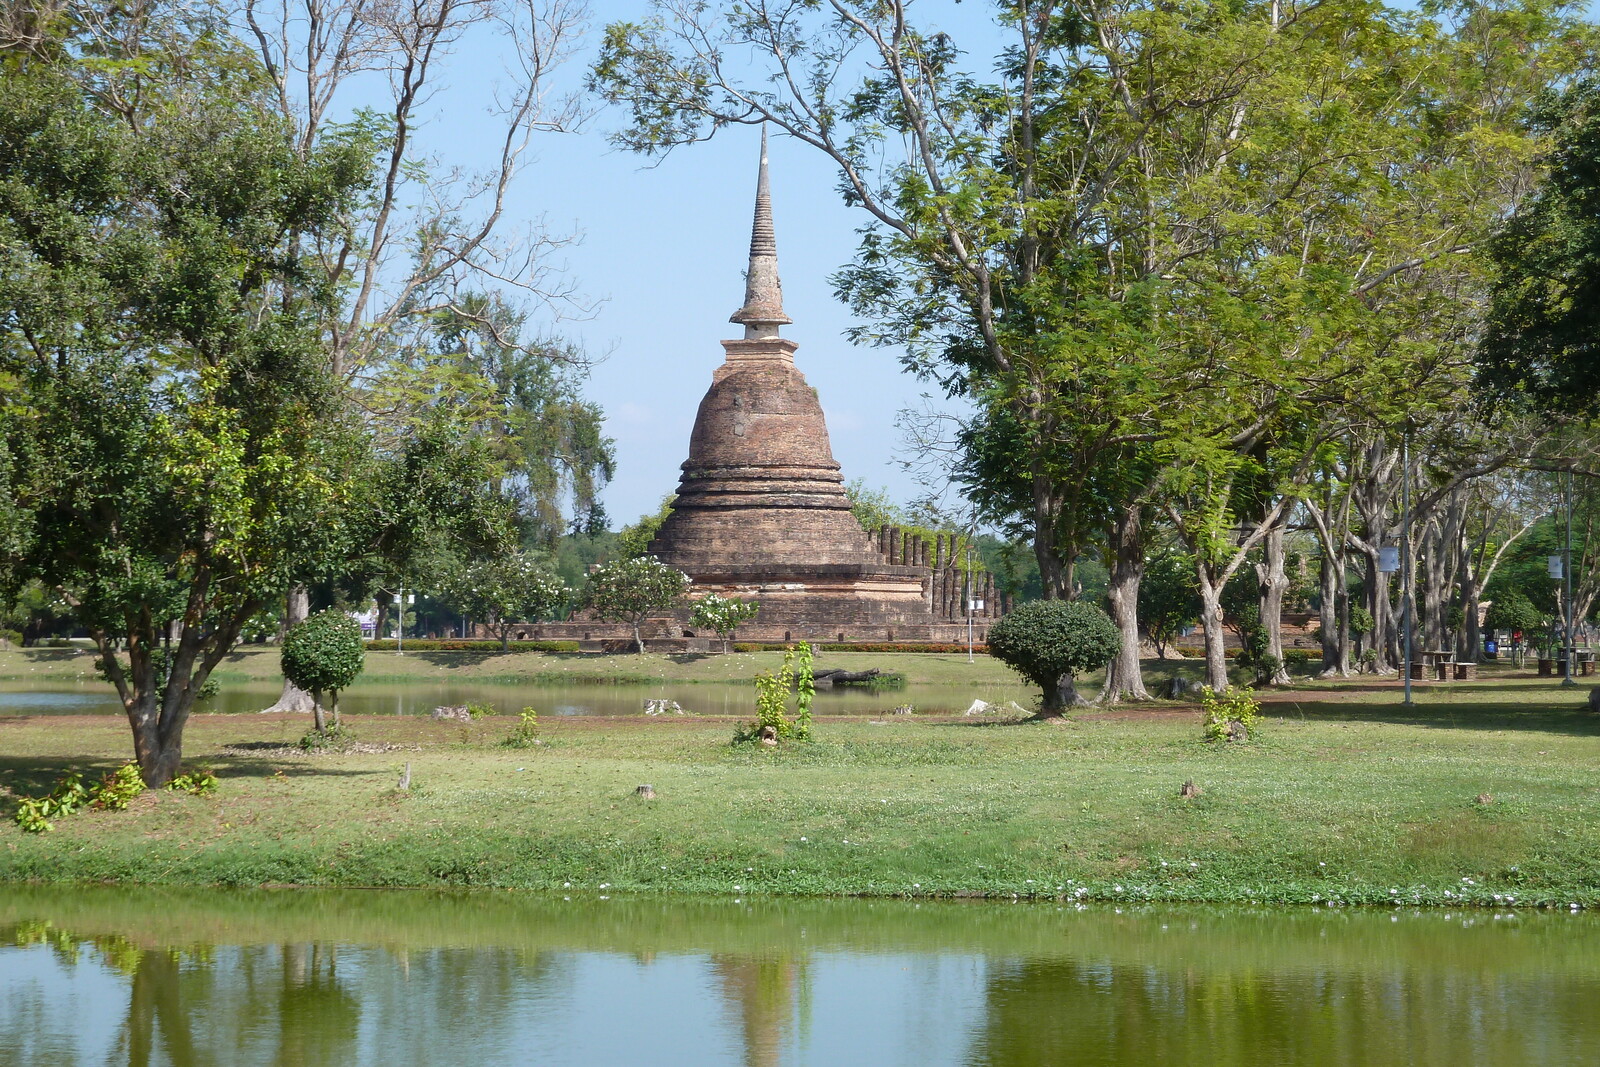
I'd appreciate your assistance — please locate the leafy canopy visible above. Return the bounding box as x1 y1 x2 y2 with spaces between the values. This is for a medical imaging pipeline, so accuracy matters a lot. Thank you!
281 610 366 697
987 600 1121 711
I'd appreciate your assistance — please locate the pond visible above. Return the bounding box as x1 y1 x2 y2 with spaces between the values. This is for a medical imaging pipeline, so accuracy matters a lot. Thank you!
0 678 1034 719
3 886 1599 1065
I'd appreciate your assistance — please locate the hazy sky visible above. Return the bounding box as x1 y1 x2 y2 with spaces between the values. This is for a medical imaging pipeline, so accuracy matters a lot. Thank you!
407 0 1001 529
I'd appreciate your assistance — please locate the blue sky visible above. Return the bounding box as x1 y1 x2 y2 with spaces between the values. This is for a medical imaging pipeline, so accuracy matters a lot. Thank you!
397 0 1001 529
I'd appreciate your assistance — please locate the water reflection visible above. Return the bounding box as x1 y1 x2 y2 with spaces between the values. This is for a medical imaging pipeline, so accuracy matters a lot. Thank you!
3 890 1599 1066
0 679 1030 718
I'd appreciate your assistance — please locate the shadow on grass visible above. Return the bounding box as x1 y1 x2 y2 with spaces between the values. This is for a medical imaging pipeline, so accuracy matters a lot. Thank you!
1261 698 1600 736
0 751 383 816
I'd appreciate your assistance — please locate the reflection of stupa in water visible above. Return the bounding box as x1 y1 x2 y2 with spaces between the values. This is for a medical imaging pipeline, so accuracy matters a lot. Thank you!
710 954 805 1067
645 131 1005 642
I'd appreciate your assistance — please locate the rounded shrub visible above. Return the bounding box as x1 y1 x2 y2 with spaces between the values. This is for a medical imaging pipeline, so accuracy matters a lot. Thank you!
986 599 1121 714
281 610 365 730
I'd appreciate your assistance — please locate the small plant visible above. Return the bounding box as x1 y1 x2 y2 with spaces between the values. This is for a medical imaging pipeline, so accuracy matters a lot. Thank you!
1202 686 1262 743
91 763 147 811
167 768 218 796
464 701 495 720
298 722 358 752
1254 652 1283 686
500 707 541 748
1283 649 1313 672
740 642 815 744
13 762 154 833
793 642 814 741
1359 648 1380 672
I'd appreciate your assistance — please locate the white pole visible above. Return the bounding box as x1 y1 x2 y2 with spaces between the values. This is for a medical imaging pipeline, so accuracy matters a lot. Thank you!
397 585 404 656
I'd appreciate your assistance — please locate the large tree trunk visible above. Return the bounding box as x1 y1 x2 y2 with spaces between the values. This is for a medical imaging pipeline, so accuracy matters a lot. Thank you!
312 690 327 733
1099 504 1150 703
127 688 185 788
1196 572 1229 692
1255 521 1292 685
263 586 315 713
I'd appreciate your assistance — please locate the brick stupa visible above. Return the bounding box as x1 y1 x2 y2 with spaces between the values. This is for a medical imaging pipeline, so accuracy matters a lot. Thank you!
647 132 978 640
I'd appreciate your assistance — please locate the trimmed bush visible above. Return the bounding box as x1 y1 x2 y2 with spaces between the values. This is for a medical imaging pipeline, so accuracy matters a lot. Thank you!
282 611 365 731
986 600 1121 714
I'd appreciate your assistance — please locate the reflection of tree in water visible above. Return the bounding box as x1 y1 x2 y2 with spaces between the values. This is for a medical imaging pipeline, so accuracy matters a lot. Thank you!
108 942 359 1067
352 944 561 1058
710 953 810 1067
270 944 360 1067
966 957 1600 1066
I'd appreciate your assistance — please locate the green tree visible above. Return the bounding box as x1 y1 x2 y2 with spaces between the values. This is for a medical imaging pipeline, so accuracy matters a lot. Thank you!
1480 80 1600 418
617 496 675 559
447 553 568 651
1138 553 1199 659
690 593 761 652
280 610 365 732
584 556 689 653
0 13 375 784
843 481 904 535
986 600 1121 715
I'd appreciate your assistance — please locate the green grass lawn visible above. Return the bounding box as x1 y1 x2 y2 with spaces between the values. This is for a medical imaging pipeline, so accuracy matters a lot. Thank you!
2 661 1597 907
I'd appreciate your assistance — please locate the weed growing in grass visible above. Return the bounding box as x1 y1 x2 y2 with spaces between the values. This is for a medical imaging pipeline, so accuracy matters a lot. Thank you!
742 642 816 744
500 707 541 749
1201 687 1262 742
465 702 496 720
14 762 147 832
167 768 218 796
298 723 359 752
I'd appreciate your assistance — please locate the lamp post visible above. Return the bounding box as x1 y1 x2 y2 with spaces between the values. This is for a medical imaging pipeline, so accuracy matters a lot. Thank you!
1564 471 1577 688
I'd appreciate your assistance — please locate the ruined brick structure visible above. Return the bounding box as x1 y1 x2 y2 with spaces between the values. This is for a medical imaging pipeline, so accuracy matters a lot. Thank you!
643 132 1004 643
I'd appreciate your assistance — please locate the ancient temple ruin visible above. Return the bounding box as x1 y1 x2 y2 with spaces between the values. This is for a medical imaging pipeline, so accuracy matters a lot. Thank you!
644 132 1002 643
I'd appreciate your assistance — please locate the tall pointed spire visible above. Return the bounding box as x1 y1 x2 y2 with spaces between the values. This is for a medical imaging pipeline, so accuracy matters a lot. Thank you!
730 126 792 338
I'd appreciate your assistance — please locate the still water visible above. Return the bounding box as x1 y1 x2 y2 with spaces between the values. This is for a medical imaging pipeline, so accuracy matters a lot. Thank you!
3 887 1598 1066
0 679 1031 718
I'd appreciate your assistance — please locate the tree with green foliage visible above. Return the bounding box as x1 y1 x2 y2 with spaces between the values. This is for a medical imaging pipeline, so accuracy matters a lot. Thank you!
280 610 365 732
1138 554 1200 659
618 496 675 559
986 600 1121 715
0 9 376 785
447 553 568 651
1480 80 1600 418
584 557 689 653
690 593 761 652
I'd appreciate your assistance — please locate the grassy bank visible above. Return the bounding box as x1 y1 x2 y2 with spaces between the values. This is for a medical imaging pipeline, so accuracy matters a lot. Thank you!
2 674 1598 907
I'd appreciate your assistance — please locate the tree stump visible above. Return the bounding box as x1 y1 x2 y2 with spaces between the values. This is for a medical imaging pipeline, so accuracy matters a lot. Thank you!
1179 779 1201 798
758 725 778 746
635 784 656 799
1588 687 1600 713
1225 719 1250 742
